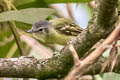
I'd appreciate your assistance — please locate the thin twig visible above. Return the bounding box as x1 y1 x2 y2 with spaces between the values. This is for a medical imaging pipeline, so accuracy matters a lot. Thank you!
65 44 81 80
66 3 74 20
3 0 24 55
101 41 117 73
6 42 17 58
69 44 81 66
65 22 120 80
82 23 120 64
88 1 95 9
81 22 120 74
110 49 119 72
0 35 14 46
8 21 24 55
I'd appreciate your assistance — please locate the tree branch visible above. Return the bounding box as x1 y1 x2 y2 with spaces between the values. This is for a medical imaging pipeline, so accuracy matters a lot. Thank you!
65 22 120 80
0 0 119 79
72 0 118 57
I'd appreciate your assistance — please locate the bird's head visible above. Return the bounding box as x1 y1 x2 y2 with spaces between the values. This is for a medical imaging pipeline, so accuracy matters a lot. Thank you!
27 20 52 43
27 20 51 35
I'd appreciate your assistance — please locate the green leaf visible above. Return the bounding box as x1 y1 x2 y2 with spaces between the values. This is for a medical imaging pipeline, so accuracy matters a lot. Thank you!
13 0 92 9
0 8 55 24
14 0 36 7
14 0 48 9
44 0 92 3
103 72 120 80
94 75 102 80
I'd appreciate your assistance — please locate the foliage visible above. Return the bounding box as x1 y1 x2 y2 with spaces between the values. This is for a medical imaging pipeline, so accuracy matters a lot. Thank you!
0 0 120 79
14 0 92 9
0 0 92 58
0 8 55 24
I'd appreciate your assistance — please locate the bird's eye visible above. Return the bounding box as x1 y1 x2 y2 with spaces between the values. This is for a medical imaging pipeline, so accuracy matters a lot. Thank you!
39 29 43 31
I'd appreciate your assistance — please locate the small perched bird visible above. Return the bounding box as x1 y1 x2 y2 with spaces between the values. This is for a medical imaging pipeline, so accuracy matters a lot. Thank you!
27 18 83 45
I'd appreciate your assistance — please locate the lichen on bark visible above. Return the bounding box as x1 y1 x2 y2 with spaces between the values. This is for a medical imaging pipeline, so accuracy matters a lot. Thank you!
0 0 119 79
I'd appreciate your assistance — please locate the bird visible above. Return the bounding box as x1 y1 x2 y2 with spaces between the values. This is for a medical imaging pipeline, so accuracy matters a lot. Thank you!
27 18 83 45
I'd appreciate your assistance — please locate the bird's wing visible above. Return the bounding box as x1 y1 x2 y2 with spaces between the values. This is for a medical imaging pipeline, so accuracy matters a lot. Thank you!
52 19 83 36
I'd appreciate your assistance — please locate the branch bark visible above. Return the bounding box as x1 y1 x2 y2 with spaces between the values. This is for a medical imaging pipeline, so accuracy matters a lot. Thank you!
65 21 120 80
0 0 119 79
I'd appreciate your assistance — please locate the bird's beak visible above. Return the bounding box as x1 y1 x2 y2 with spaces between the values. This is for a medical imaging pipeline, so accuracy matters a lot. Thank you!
27 29 33 33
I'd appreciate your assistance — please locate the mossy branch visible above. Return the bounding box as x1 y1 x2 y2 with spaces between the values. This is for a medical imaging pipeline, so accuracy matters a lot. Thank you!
0 0 119 79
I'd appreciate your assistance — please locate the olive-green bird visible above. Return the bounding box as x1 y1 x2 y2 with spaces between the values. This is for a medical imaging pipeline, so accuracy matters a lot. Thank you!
27 18 83 45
